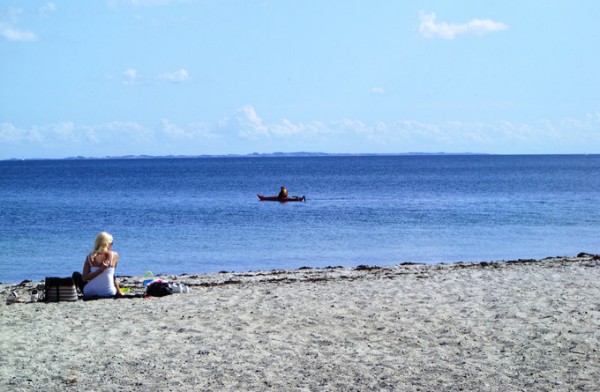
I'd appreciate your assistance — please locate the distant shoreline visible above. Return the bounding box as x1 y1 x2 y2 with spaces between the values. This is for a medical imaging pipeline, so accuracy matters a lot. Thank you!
7 151 600 162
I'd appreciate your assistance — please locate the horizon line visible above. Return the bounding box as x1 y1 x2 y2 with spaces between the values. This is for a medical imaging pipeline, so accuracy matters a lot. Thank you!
4 151 600 162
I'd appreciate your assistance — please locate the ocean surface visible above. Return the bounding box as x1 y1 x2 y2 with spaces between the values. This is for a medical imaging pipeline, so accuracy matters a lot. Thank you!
1 155 599 283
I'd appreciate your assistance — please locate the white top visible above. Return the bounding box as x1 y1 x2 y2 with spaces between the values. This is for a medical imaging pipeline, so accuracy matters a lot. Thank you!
83 252 117 297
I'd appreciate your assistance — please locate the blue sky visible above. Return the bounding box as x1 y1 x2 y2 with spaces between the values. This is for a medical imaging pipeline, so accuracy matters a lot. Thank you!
1 1 600 159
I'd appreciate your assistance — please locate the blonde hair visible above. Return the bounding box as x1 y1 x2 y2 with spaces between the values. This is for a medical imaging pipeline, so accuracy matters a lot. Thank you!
92 232 113 258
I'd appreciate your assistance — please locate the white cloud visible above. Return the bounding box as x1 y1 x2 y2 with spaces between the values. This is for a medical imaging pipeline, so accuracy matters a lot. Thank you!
336 119 369 133
0 122 81 144
236 106 330 138
0 122 25 142
123 68 139 85
160 68 190 83
162 119 187 137
237 105 270 137
39 2 57 16
46 122 77 141
94 121 155 144
271 119 329 136
0 25 38 42
270 119 301 136
4 111 600 158
419 12 508 40
0 121 154 146
161 119 219 140
334 119 443 143
107 0 187 9
123 0 177 5
0 6 39 42
371 87 385 95
118 68 192 85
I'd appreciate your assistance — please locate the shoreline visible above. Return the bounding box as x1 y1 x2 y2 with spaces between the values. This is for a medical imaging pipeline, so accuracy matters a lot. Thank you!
2 253 598 293
3 252 598 288
2 254 600 390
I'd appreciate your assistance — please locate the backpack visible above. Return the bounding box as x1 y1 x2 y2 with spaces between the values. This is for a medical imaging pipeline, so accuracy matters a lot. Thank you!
145 281 172 297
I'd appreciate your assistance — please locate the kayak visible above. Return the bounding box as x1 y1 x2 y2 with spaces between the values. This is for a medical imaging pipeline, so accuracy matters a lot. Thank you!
257 194 306 202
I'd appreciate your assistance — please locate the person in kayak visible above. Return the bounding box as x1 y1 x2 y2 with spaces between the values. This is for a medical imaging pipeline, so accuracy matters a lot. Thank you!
278 186 288 200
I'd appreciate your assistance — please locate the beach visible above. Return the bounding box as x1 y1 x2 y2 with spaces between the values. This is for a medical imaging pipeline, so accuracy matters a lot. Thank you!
1 255 600 391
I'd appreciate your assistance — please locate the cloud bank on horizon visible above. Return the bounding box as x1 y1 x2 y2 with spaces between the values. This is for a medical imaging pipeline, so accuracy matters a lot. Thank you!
4 106 600 158
1 1 599 158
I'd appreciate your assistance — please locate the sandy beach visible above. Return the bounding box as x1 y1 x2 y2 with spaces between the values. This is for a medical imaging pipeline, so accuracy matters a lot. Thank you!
1 255 600 391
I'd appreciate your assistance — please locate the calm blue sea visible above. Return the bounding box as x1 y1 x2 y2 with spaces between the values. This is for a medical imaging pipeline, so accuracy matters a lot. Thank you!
1 155 599 283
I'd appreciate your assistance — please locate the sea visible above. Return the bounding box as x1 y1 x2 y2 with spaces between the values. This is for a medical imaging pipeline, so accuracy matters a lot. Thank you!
1 154 599 283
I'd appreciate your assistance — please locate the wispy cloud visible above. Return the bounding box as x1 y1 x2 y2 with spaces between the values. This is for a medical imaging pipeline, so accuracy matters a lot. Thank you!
160 68 190 83
4 110 600 157
84 121 154 144
39 2 57 17
0 122 26 142
123 68 139 85
371 87 385 95
161 119 217 139
125 0 176 5
231 106 600 153
237 105 269 137
419 12 508 40
1 121 154 145
236 105 328 138
108 0 184 8
0 25 38 41
117 68 191 85
0 6 39 42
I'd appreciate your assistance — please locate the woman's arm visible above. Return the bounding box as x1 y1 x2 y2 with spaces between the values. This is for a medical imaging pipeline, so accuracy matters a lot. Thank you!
112 252 123 297
81 254 109 282
81 255 92 281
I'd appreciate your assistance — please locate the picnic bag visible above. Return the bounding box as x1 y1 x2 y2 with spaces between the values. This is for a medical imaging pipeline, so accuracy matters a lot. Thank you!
45 277 78 302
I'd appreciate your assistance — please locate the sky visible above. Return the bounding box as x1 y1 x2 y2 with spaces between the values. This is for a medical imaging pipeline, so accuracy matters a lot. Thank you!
1 0 600 159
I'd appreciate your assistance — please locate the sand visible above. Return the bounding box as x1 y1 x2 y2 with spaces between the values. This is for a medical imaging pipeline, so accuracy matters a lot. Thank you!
1 255 600 391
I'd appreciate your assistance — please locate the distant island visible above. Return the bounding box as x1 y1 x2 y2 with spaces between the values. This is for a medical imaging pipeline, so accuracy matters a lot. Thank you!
5 152 485 161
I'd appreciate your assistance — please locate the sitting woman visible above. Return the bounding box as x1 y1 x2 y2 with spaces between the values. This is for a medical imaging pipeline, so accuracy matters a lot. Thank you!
73 232 122 298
